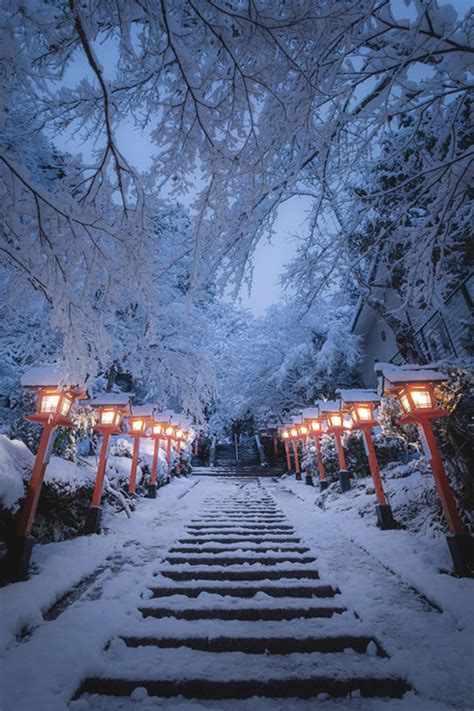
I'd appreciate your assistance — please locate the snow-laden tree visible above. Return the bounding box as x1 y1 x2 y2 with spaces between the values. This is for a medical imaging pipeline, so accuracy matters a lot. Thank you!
3 1 471 297
212 299 361 427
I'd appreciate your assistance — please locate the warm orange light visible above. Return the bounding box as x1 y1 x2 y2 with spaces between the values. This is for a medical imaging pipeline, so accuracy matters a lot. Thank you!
290 428 298 437
176 429 183 439
400 394 411 412
165 426 174 436
131 419 144 432
40 393 60 414
356 406 372 421
153 423 163 435
411 389 433 409
310 420 321 432
100 409 116 425
299 425 308 435
281 430 289 439
328 413 343 428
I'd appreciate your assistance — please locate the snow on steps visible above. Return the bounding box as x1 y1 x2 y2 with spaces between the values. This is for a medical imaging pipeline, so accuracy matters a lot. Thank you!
74 479 411 704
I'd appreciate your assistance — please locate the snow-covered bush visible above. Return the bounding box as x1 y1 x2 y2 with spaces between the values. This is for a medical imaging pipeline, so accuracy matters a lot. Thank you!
109 438 133 458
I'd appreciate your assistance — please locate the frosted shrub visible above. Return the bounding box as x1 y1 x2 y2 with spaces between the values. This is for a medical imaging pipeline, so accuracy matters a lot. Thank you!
110 438 133 458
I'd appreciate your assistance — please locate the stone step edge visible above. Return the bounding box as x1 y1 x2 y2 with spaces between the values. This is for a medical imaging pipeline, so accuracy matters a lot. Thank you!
75 675 410 701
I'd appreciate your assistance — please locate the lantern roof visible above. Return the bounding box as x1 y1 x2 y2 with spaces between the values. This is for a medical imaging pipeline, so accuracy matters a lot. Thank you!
291 415 303 424
130 404 155 418
302 407 320 420
374 363 447 396
153 410 173 423
317 399 341 413
21 365 86 391
337 388 380 405
89 393 132 408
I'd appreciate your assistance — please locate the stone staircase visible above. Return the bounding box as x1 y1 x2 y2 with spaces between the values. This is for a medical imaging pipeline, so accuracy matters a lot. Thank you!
215 437 258 467
74 476 411 706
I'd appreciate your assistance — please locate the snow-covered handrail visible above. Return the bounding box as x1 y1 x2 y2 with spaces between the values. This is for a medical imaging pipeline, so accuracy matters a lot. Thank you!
209 436 217 467
255 434 265 466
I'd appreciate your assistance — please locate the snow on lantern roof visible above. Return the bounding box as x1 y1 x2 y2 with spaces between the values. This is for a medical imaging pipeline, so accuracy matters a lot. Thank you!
302 407 320 420
130 404 155 418
374 363 447 391
21 365 86 391
338 389 380 404
89 393 132 408
317 399 341 413
170 413 184 426
153 410 173 423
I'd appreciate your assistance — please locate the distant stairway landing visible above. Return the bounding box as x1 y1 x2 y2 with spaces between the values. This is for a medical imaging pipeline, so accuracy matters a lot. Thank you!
215 437 258 468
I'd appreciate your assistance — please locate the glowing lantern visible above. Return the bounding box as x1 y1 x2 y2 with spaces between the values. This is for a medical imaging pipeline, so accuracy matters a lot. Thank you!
376 363 474 575
83 394 131 534
319 400 350 492
339 389 395 530
5 366 87 581
127 405 154 495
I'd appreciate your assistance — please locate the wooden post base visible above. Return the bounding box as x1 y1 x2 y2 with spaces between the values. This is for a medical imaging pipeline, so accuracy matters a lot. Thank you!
3 534 34 582
82 506 102 535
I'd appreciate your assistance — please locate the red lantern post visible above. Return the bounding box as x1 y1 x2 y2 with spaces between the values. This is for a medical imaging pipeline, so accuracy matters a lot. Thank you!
127 406 154 495
302 407 328 491
4 366 86 581
376 363 474 575
339 389 396 530
320 401 350 492
289 427 301 480
83 394 131 534
280 429 292 472
297 423 313 486
164 424 175 481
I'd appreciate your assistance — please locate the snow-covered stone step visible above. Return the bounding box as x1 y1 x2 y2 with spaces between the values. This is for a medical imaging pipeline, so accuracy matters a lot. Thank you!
169 545 311 554
178 536 302 544
138 604 345 620
163 555 316 566
120 634 385 656
148 583 336 598
75 648 410 700
157 567 320 581
186 524 294 530
147 590 339 606
116 613 362 640
116 613 365 638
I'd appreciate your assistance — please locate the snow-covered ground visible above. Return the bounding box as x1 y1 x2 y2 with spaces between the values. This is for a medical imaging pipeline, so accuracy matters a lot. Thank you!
0 471 472 711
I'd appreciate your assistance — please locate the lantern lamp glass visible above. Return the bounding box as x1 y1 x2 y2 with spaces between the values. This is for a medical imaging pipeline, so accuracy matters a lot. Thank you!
282 431 289 439
310 421 321 431
101 410 116 425
411 389 433 409
153 424 163 435
329 413 342 427
356 406 372 421
400 393 411 413
300 425 308 435
166 426 174 436
176 429 183 438
290 428 298 437
40 393 60 413
131 419 144 432
59 396 73 417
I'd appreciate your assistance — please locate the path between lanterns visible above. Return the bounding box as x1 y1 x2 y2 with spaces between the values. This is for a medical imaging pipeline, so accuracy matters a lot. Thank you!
0 470 472 711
